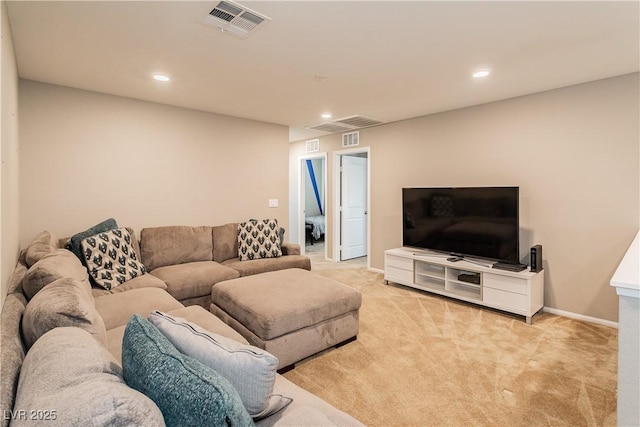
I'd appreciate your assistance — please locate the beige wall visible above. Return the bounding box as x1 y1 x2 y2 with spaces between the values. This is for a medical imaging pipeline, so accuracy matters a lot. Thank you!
289 73 639 322
1 1 20 305
19 80 290 248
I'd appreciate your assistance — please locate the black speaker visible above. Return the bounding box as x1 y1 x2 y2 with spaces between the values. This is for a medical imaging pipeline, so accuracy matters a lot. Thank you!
530 245 543 272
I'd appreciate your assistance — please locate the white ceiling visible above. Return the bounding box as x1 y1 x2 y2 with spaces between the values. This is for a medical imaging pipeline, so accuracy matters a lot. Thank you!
6 1 639 142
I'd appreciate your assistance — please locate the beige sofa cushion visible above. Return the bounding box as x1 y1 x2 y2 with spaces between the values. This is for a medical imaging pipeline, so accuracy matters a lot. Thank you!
212 222 239 262
150 261 239 301
140 226 213 271
24 231 59 268
281 242 301 256
12 327 164 427
95 287 183 330
91 273 168 298
255 376 364 426
221 255 311 277
22 277 106 349
22 249 91 301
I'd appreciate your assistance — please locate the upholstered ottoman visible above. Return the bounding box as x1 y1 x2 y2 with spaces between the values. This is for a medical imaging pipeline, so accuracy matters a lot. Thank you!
210 268 362 370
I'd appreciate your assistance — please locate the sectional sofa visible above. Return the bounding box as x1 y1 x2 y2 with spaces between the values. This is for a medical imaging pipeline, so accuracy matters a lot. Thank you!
0 223 363 426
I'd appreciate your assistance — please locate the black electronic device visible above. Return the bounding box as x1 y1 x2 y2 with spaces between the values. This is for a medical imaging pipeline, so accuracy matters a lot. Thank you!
492 262 527 272
457 273 480 285
402 187 520 264
530 244 543 272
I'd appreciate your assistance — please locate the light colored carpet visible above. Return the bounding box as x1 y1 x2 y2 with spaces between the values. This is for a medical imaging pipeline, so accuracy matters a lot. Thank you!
283 251 618 426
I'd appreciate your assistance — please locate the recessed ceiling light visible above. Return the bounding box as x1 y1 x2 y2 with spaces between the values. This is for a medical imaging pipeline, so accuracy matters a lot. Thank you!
473 70 490 78
153 74 170 82
321 113 332 119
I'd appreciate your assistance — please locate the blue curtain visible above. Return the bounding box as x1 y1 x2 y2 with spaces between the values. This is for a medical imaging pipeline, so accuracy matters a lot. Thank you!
306 160 323 215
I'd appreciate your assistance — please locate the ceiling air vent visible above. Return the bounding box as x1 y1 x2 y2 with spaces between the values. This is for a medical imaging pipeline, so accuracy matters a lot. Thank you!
342 131 359 148
308 123 354 134
334 116 384 128
307 115 384 135
202 1 271 39
306 139 320 153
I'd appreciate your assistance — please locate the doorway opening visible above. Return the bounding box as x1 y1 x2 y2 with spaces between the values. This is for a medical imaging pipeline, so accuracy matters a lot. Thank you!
298 154 327 258
333 147 370 267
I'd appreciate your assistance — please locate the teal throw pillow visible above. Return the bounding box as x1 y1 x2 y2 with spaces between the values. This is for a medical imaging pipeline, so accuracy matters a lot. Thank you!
122 314 254 427
148 311 291 419
68 218 118 265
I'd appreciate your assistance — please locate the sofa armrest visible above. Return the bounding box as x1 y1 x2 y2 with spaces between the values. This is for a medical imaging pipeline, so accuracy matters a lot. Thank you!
281 243 301 256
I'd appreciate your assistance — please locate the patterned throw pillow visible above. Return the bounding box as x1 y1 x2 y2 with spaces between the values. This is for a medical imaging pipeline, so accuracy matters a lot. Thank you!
238 219 283 261
81 228 146 290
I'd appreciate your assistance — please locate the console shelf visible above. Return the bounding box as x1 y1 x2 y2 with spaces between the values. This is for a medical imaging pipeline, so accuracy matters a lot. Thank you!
384 247 544 324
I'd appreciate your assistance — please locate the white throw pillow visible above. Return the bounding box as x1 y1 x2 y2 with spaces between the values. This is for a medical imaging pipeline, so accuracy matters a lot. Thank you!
148 311 292 419
81 227 146 290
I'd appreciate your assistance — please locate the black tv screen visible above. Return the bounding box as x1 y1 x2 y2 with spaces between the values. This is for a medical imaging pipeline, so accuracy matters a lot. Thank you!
402 187 520 263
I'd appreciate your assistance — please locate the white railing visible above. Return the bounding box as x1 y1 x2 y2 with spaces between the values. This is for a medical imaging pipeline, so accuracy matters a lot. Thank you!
610 231 640 298
610 230 639 427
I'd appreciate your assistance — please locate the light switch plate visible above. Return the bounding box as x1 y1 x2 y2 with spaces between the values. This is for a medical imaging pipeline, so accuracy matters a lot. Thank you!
268 199 278 208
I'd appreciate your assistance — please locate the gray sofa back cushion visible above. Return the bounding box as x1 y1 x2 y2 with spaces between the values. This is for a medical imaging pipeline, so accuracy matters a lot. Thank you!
11 327 165 427
140 226 213 271
22 249 91 301
22 277 107 349
212 223 239 263
0 292 27 427
24 231 59 268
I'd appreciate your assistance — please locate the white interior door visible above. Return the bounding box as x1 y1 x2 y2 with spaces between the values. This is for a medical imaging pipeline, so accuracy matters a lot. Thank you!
340 155 367 260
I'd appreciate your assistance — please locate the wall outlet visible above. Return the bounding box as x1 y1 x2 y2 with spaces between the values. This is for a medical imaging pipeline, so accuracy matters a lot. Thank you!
268 199 278 208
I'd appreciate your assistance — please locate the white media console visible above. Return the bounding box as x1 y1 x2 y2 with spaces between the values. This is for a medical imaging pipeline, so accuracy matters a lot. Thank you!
384 247 544 324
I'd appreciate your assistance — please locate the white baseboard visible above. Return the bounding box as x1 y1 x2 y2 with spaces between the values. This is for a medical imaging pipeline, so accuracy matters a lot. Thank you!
369 267 384 274
542 307 618 329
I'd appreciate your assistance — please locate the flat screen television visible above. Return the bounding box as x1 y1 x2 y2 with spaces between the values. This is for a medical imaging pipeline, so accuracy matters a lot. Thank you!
402 187 519 263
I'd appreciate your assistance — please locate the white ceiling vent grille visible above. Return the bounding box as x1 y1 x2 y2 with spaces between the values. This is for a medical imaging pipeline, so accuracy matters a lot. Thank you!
306 139 320 153
342 131 359 148
308 115 384 135
202 1 271 39
334 116 384 128
308 123 354 133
